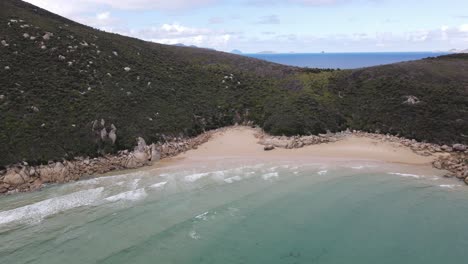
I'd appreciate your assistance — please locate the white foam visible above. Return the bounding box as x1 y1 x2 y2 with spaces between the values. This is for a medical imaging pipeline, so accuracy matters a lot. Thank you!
388 172 423 179
0 187 104 226
224 176 242 183
317 170 328 175
262 172 279 180
439 184 461 189
184 172 210 182
105 188 147 202
149 181 167 188
195 211 209 221
130 178 141 189
189 230 201 240
351 166 365 170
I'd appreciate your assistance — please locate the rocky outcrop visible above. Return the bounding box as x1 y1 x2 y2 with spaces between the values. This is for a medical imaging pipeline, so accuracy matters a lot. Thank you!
258 134 337 149
0 129 215 194
257 128 467 185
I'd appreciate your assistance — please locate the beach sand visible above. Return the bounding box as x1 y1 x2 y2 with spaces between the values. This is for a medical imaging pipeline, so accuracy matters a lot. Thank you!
168 126 435 165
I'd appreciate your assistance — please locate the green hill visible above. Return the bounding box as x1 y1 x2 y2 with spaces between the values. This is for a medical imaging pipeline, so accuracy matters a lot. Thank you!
0 0 467 167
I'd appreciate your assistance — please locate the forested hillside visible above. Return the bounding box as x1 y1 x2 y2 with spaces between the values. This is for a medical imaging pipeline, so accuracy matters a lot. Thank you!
1 0 467 166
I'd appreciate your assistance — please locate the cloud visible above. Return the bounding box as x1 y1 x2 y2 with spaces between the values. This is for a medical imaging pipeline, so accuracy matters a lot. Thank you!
73 11 121 29
114 23 236 49
24 0 218 15
256 15 281 24
246 0 355 6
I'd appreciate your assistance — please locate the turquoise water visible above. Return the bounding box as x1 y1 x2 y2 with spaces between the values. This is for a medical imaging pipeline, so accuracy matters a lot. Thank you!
1 160 467 264
245 52 449 69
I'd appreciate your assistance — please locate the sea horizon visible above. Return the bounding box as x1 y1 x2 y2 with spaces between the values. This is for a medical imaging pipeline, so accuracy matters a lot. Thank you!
243 51 450 69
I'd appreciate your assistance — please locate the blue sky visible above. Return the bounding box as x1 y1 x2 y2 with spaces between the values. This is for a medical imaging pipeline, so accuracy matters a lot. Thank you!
24 0 468 52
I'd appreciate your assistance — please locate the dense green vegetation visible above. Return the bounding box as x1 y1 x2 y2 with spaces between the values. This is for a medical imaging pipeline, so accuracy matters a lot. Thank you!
0 0 467 167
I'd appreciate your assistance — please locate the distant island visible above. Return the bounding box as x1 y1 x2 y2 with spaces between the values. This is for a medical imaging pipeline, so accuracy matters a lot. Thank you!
231 49 243 54
257 51 277 54
448 48 468 53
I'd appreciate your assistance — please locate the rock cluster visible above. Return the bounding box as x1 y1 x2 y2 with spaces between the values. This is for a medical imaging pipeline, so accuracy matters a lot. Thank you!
258 134 337 149
258 129 467 184
0 130 215 194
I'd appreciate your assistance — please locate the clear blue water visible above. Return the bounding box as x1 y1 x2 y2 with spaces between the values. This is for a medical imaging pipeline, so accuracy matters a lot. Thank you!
244 52 449 69
1 160 467 264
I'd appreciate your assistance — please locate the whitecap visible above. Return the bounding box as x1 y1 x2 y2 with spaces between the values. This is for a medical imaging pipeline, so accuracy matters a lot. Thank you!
184 172 210 182
388 172 423 179
149 181 167 188
195 211 209 221
439 184 461 189
262 172 279 180
0 187 104 226
317 170 328 175
224 176 242 183
351 166 365 170
104 188 147 202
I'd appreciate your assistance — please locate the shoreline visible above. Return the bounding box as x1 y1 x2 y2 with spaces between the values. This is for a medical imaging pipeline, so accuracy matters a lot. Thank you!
1 126 467 195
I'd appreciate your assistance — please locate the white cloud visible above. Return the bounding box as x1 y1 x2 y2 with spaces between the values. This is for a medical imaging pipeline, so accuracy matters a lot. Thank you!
459 24 468 32
116 23 235 49
24 0 218 15
97 11 111 20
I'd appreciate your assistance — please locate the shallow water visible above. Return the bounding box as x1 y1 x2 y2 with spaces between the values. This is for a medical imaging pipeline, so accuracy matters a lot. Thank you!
1 159 467 264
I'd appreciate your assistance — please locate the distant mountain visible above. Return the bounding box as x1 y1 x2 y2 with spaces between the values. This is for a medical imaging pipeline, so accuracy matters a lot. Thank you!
231 49 243 54
448 48 468 53
257 51 276 54
174 43 198 48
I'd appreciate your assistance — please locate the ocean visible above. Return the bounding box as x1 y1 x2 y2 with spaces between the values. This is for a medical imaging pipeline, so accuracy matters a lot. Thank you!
244 52 449 69
1 159 467 264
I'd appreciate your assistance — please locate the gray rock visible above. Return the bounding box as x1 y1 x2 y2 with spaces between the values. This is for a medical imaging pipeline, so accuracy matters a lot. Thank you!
403 95 420 105
150 144 161 161
264 145 275 151
135 137 147 152
100 128 107 140
452 144 467 152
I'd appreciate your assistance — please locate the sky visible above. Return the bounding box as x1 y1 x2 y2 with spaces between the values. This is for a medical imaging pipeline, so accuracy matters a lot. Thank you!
23 0 468 53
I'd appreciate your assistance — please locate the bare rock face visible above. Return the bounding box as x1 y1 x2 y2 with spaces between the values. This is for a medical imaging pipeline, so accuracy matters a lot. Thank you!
109 124 117 144
39 162 68 183
135 137 147 152
150 144 161 162
125 137 151 168
100 128 108 141
3 168 29 186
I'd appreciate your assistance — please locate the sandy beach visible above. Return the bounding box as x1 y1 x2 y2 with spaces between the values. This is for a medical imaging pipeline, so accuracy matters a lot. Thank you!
170 126 436 165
